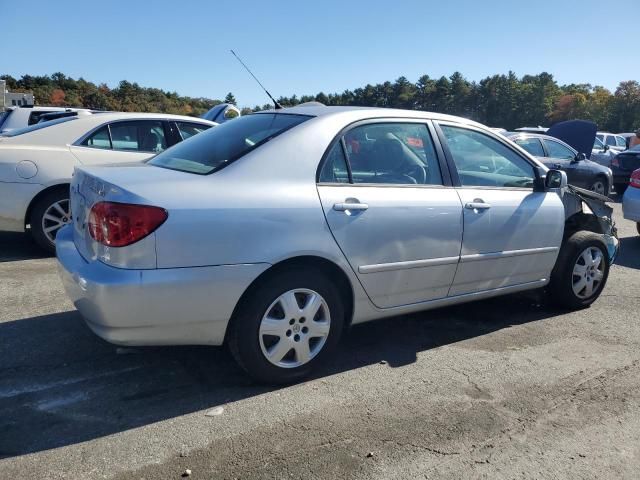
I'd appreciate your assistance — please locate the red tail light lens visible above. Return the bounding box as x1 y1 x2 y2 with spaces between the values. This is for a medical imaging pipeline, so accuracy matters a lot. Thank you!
88 202 168 247
630 169 640 189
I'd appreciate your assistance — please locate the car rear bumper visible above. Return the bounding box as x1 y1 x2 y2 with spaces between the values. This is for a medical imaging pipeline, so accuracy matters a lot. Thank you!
623 187 640 223
0 181 42 232
56 226 270 346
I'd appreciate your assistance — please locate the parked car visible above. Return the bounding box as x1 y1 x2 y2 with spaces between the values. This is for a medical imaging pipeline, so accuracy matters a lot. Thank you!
596 132 627 152
0 106 92 133
0 113 216 251
506 132 613 195
56 106 618 384
589 137 619 167
622 168 640 235
201 103 241 123
612 145 640 194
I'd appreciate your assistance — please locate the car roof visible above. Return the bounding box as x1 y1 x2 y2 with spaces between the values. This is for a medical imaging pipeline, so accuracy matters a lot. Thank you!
256 104 485 128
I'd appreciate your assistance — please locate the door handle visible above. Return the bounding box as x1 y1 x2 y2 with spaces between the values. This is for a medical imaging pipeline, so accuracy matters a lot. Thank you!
333 201 369 212
465 201 491 211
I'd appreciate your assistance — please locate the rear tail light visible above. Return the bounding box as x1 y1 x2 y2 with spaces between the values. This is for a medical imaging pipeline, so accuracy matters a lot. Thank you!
630 169 640 189
612 157 619 167
88 202 167 247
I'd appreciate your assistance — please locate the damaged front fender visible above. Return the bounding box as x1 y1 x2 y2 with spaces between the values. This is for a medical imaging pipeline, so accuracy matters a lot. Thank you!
562 185 619 262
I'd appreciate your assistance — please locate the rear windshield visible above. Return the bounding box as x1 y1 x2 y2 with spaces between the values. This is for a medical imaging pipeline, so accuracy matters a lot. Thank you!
1 116 76 137
149 113 311 174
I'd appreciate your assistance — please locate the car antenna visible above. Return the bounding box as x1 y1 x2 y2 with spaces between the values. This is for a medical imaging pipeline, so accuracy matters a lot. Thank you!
230 49 283 110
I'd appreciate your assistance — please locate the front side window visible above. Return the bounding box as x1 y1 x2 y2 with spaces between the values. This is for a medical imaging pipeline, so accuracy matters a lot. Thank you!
150 113 311 175
441 125 534 188
544 140 575 160
596 134 604 142
175 121 212 141
616 136 627 147
514 137 545 157
594 137 605 150
605 135 616 146
82 126 111 149
110 121 167 152
335 123 443 185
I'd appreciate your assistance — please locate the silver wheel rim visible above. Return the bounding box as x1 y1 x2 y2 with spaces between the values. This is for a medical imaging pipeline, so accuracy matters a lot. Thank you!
258 288 331 368
591 180 605 195
572 246 605 299
41 199 71 244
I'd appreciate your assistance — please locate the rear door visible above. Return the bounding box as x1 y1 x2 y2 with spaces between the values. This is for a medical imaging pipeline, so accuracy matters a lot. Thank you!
436 123 564 296
316 120 463 308
70 120 168 165
542 138 589 188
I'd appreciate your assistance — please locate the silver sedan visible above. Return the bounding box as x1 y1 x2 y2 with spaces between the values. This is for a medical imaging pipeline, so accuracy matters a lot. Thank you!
57 106 617 383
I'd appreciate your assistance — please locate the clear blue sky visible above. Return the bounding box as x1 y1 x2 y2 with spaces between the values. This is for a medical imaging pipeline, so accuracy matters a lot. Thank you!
3 0 638 107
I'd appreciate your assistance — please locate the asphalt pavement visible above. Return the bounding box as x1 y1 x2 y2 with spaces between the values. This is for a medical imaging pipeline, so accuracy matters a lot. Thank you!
1 201 639 479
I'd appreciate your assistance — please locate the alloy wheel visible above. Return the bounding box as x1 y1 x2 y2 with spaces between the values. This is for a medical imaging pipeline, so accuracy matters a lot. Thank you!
258 288 331 368
572 246 605 299
41 199 71 244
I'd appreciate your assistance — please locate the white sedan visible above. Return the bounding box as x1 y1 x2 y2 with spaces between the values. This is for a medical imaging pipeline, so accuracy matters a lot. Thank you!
0 113 216 251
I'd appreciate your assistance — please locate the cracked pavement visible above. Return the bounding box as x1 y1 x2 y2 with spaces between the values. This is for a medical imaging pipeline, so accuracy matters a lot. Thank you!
1 202 639 479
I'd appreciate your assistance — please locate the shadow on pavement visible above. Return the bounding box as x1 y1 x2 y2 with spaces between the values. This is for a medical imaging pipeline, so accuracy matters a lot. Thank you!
0 293 564 459
0 232 50 263
615 235 640 270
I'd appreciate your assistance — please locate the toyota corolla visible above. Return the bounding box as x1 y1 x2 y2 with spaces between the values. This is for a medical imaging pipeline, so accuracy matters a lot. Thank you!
57 105 618 383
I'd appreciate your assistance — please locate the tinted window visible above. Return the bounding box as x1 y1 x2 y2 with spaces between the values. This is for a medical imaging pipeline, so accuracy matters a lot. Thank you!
150 113 310 174
340 123 442 185
175 121 212 141
319 142 350 183
605 135 616 146
514 137 545 157
441 125 534 188
544 140 575 160
82 126 112 149
110 121 167 152
28 111 56 125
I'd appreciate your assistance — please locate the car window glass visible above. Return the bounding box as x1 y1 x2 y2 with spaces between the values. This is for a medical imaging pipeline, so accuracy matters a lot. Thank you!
596 134 604 142
175 121 212 141
110 121 167 152
340 123 442 185
605 135 616 146
616 136 626 147
441 125 534 188
82 126 111 149
544 140 575 160
319 142 350 183
594 137 605 150
514 137 545 157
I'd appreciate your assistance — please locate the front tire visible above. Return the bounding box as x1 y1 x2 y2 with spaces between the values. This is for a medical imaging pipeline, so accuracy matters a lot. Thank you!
228 269 344 384
29 188 71 253
548 231 610 309
590 176 608 196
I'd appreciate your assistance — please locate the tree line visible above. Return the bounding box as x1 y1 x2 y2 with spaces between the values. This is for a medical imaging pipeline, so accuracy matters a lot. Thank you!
2 72 639 132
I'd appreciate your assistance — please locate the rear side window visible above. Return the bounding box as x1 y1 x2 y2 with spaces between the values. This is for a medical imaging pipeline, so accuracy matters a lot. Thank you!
110 121 167 152
605 135 616 146
514 137 545 157
319 142 350 183
82 126 111 149
150 113 311 174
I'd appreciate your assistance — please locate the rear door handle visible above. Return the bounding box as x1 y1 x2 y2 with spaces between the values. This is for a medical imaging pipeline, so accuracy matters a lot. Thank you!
333 202 369 212
465 201 491 210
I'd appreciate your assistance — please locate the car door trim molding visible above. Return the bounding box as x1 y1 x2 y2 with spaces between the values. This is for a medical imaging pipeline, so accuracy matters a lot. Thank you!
358 255 460 274
460 246 559 263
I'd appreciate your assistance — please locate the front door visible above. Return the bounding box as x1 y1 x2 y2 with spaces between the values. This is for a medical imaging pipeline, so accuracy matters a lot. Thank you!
437 123 565 296
317 121 463 309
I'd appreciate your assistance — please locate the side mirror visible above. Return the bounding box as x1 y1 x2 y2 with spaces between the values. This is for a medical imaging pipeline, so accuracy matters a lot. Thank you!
545 169 568 190
574 152 586 162
603 144 610 152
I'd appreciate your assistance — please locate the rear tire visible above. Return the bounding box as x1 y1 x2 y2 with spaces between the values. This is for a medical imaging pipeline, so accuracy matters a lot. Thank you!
29 188 71 254
228 269 344 384
548 231 610 309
